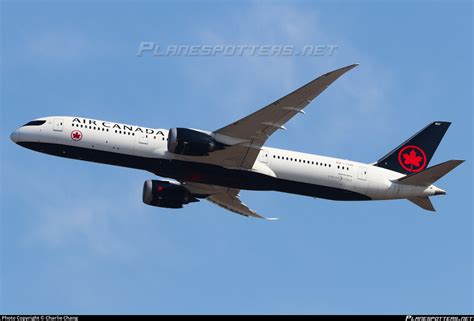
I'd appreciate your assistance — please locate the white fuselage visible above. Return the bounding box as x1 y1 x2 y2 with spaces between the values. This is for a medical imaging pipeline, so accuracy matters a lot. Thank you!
11 116 443 201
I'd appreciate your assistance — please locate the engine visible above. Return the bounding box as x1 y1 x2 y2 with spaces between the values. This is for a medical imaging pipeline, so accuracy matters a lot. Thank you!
167 128 226 156
142 180 198 209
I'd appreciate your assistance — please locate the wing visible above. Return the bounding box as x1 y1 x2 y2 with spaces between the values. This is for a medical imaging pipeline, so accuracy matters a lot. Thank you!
182 182 277 220
213 64 359 169
208 192 278 220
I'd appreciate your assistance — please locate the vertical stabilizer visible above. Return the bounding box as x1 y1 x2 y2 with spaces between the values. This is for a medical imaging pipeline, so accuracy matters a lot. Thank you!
375 122 450 175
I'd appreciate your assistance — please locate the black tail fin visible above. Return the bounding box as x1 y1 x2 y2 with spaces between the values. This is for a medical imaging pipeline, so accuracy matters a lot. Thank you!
375 122 451 175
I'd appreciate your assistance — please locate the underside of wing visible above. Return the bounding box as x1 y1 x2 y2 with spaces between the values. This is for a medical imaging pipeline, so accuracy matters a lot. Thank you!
182 182 277 220
212 64 358 169
207 192 277 220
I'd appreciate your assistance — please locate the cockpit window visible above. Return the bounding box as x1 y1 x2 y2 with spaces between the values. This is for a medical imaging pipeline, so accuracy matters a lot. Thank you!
23 120 46 127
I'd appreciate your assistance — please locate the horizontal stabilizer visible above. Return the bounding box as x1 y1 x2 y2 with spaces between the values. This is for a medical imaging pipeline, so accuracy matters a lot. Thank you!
395 160 464 186
408 197 435 211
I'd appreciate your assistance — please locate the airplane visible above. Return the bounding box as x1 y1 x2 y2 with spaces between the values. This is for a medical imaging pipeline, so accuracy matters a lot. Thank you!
10 64 464 220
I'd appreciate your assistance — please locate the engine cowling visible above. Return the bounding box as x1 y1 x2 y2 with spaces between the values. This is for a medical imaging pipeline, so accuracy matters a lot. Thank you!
167 128 225 156
142 180 197 209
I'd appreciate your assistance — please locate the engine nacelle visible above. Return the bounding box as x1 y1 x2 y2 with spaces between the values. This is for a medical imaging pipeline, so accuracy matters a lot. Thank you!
142 180 197 209
167 128 226 156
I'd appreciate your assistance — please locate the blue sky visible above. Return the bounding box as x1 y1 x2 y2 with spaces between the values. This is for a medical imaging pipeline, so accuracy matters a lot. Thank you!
1 0 472 314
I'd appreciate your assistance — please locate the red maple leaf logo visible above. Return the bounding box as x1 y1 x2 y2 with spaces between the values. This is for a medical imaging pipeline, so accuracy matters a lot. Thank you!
402 149 423 167
398 145 427 173
71 130 82 141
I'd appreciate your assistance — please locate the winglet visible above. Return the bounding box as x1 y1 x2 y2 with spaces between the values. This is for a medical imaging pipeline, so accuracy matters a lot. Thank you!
322 63 359 78
262 217 279 221
247 209 278 221
336 63 359 73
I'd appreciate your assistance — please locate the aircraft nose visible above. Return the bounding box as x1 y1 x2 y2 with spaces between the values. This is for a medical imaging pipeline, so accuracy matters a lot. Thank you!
10 129 20 143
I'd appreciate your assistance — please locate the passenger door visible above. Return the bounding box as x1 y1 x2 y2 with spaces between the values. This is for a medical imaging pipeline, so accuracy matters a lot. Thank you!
358 167 368 181
139 133 148 144
357 166 369 195
53 118 63 132
258 150 269 163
